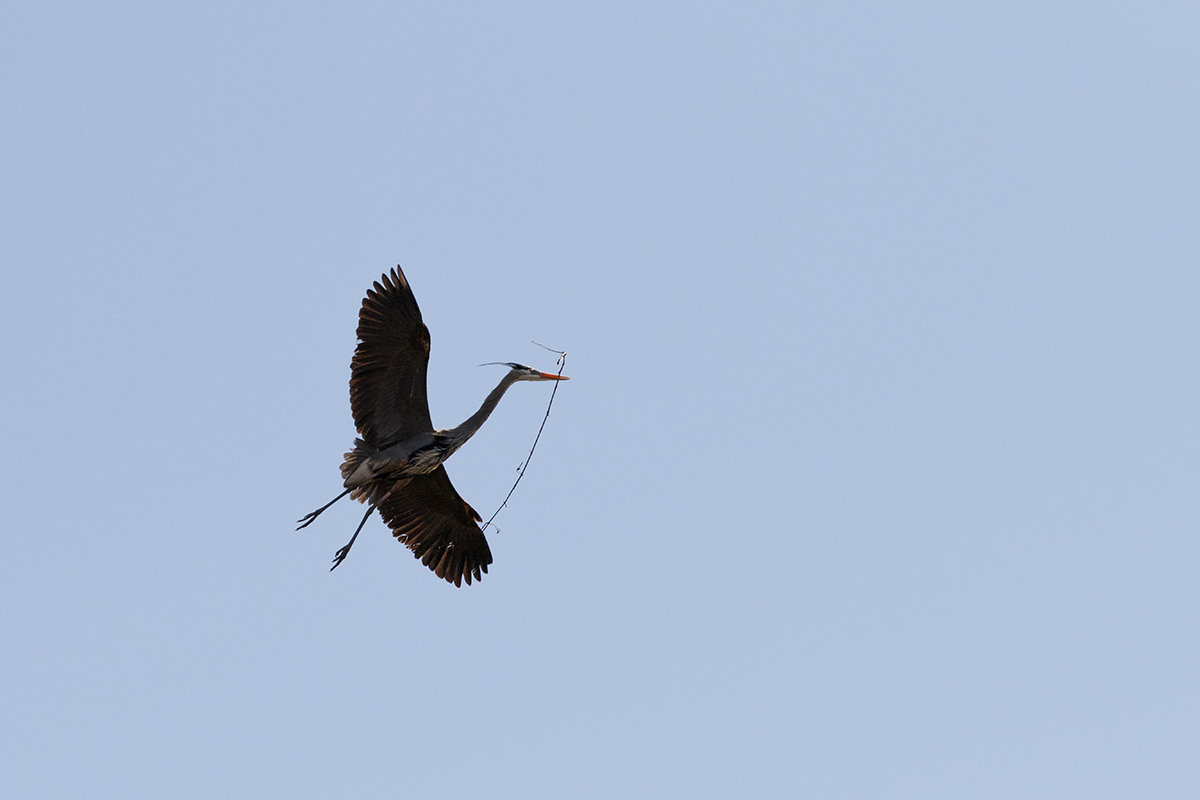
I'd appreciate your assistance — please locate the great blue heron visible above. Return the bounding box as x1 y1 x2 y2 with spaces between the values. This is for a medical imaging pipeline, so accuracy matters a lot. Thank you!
297 266 569 586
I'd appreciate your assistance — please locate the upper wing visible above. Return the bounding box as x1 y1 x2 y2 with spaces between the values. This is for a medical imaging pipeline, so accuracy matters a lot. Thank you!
349 267 433 447
377 466 493 587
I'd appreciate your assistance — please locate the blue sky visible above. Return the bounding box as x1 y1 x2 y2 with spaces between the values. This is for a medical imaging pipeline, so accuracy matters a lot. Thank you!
3 2 1198 797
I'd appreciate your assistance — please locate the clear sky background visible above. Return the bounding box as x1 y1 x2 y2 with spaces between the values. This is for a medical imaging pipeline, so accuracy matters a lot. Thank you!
3 2 1198 797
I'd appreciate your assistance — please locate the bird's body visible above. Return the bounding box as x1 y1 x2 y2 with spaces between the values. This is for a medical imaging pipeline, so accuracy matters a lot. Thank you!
342 432 445 487
297 267 568 586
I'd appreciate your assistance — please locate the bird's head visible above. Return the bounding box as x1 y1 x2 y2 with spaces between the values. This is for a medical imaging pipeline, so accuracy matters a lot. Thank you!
482 362 571 381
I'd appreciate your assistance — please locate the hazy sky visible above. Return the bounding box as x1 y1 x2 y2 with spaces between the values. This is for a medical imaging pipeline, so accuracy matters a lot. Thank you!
4 2 1199 797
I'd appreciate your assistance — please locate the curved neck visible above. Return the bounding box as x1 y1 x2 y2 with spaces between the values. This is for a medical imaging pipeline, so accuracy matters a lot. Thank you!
441 371 522 455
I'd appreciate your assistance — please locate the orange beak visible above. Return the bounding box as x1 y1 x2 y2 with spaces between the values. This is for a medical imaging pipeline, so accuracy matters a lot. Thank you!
538 371 570 380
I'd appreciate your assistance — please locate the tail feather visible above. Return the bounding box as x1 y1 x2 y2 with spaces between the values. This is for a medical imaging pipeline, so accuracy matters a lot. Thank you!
342 438 409 506
340 438 368 481
341 438 377 502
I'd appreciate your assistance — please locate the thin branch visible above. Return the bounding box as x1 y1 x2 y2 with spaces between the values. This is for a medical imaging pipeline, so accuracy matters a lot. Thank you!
482 345 567 533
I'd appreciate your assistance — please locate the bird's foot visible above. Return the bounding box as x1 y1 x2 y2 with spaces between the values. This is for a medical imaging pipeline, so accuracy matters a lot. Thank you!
296 510 321 530
326 502 370 571
328 537 355 568
331 546 350 573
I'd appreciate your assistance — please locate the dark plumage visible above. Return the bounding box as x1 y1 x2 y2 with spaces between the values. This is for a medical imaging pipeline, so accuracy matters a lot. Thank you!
297 266 568 586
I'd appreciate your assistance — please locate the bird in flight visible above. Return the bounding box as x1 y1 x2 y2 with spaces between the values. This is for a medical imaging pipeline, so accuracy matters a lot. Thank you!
297 266 569 586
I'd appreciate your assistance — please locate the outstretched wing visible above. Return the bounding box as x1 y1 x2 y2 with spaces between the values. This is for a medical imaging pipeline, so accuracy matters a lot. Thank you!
349 266 433 447
377 467 493 587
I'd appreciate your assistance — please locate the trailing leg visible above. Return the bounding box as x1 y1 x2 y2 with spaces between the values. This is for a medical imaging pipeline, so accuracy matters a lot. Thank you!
296 488 352 530
330 503 375 570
